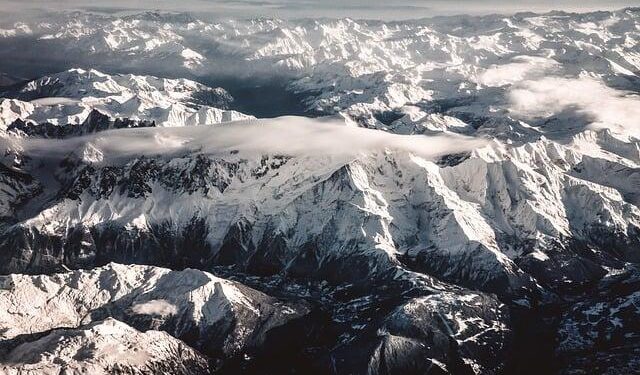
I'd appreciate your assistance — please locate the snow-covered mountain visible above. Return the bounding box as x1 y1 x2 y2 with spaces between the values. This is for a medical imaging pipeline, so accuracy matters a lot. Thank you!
0 68 252 130
0 8 639 375
1 318 211 375
0 263 309 364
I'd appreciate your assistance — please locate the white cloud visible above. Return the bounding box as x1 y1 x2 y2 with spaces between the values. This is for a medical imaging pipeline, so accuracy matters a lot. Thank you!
508 76 640 137
476 55 559 87
14 115 487 163
131 299 178 316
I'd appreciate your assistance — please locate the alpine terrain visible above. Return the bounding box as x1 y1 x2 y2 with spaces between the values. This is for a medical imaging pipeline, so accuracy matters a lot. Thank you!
0 6 639 375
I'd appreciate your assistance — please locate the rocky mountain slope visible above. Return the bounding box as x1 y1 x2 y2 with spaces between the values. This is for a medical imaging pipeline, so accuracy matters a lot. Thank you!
0 8 639 375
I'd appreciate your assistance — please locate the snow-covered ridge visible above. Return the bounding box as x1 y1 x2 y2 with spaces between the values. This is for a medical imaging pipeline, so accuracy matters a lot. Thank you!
0 263 308 359
0 68 252 129
1 318 211 375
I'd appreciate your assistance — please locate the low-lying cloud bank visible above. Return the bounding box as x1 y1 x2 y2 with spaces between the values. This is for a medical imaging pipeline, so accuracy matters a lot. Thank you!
10 115 487 164
508 76 640 137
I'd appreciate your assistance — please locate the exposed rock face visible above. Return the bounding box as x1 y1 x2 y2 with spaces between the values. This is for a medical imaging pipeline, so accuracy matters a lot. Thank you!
556 266 640 375
7 109 156 138
333 292 511 375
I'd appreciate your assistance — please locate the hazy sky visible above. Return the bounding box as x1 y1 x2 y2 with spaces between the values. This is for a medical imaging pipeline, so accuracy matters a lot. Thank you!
1 0 639 19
